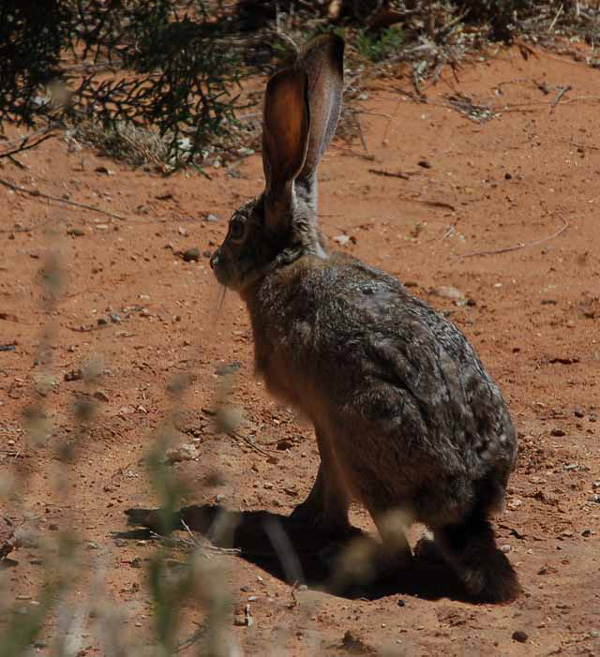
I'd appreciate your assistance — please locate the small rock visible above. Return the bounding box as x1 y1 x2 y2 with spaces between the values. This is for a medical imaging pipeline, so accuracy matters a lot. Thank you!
333 234 351 247
240 585 251 592
93 391 109 403
505 172 513 180
95 166 114 175
418 159 432 169
276 438 293 451
397 599 406 607
512 631 528 643
165 443 198 464
182 247 200 262
206 213 220 223
215 361 241 376
233 604 254 627
431 286 466 302
109 314 121 324
130 556 142 568
64 369 83 382
582 529 592 537
97 317 108 326
67 228 85 237
551 428 566 437
574 407 585 418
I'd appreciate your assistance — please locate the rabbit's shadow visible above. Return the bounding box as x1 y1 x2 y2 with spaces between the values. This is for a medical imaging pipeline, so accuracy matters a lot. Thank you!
122 504 471 602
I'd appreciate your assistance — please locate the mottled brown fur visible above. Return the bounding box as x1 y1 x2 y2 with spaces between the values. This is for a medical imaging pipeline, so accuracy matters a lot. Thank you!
210 35 520 603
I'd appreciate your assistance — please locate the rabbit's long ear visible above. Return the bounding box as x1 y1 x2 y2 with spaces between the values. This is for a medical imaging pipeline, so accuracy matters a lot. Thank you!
298 34 344 181
262 67 310 230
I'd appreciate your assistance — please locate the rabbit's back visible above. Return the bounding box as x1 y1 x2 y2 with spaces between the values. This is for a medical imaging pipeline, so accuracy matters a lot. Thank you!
249 253 517 524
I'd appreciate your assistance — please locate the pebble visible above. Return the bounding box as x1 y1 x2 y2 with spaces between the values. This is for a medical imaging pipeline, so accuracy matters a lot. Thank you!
574 407 585 418
93 391 109 403
165 443 199 464
418 159 432 169
431 286 466 302
182 247 200 262
206 213 220 222
67 228 85 237
512 630 528 643
333 234 352 246
215 361 241 376
551 428 566 437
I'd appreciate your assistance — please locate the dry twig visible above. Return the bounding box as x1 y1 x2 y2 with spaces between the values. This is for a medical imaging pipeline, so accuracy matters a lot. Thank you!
0 177 129 221
0 127 59 159
454 215 569 260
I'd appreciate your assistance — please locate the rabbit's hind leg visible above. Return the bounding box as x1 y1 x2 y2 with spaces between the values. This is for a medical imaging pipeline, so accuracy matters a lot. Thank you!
433 509 521 603
289 429 352 537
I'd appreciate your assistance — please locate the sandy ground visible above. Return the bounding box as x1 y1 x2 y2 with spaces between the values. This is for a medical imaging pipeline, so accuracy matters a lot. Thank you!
1 46 599 656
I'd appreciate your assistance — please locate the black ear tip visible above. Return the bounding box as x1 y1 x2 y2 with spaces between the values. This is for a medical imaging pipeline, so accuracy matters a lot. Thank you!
329 34 345 67
302 33 345 70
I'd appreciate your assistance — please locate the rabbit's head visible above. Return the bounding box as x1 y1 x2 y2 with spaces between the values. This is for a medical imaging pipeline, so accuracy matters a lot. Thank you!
210 35 344 293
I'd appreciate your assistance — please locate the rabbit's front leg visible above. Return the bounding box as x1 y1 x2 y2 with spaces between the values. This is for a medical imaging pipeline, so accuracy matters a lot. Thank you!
290 428 351 536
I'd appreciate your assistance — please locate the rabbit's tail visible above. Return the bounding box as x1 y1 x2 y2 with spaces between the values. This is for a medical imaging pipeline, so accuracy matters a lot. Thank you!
435 507 521 603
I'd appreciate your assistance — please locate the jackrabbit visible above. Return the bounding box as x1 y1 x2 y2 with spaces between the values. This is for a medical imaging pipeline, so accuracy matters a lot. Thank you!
210 35 519 603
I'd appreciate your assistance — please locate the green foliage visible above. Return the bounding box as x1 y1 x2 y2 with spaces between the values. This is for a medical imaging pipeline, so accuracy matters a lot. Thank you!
0 0 70 125
356 26 406 63
0 0 245 169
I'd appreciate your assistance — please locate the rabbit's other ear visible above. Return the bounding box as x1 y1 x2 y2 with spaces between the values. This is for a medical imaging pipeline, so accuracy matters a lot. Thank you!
262 67 310 230
298 34 344 181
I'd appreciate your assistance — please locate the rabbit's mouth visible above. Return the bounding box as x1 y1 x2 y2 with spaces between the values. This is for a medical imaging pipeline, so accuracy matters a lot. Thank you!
210 248 258 292
210 249 233 287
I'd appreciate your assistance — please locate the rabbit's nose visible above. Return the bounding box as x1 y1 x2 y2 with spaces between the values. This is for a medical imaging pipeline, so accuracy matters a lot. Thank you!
209 250 220 270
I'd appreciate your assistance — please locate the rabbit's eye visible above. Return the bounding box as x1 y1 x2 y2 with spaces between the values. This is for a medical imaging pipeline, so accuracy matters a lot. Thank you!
229 219 245 242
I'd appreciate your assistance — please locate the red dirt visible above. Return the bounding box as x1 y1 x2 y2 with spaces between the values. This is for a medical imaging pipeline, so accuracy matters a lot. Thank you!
1 47 599 656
